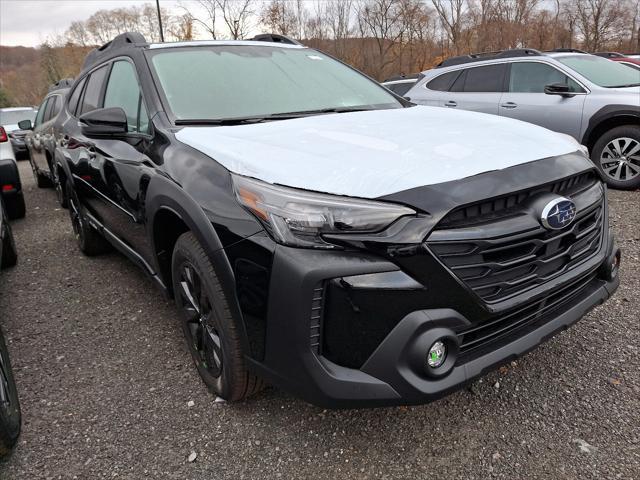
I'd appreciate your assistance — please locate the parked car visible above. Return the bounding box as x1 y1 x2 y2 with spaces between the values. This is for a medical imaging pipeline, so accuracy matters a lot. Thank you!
0 127 26 219
0 197 20 458
593 52 640 71
54 32 620 408
20 81 72 206
405 49 640 190
0 107 38 160
381 73 423 96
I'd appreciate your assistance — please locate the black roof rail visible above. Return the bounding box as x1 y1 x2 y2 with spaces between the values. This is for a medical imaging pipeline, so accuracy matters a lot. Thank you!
549 48 588 54
251 34 302 46
48 78 74 92
436 48 542 68
82 32 148 71
593 51 624 58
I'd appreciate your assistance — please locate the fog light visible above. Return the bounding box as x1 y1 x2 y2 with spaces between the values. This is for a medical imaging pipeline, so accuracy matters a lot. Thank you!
427 340 447 368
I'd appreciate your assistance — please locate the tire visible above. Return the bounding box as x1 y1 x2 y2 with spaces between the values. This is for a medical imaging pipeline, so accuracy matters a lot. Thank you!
0 326 21 459
172 232 264 401
4 193 26 220
591 125 640 190
1 219 17 269
66 179 111 256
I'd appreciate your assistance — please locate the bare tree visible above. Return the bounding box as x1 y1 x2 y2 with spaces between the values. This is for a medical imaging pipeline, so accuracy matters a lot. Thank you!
573 0 627 50
181 0 219 39
431 0 469 53
216 0 255 39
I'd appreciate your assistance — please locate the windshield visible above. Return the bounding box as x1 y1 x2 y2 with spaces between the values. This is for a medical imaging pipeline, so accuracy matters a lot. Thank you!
148 45 402 121
0 109 37 126
557 55 640 87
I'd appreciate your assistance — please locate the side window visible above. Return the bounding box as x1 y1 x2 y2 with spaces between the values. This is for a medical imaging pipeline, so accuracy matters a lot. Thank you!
450 69 467 92
79 65 109 115
44 96 58 122
68 77 87 116
426 71 460 91
34 98 49 127
509 62 584 93
103 60 150 133
462 64 506 92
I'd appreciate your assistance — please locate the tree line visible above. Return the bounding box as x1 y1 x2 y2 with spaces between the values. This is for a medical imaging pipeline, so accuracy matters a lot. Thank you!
1 0 639 107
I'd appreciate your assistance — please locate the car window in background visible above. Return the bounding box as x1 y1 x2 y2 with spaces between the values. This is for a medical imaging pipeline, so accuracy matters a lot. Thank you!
148 46 402 121
33 100 48 127
103 60 149 133
68 77 87 116
557 55 640 87
426 71 460 91
462 64 507 92
80 65 109 115
620 62 640 72
0 109 37 126
386 82 415 96
509 62 584 93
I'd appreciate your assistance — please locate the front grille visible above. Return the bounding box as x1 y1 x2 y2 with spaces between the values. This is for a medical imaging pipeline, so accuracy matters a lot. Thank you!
428 193 604 303
456 271 598 363
437 172 597 228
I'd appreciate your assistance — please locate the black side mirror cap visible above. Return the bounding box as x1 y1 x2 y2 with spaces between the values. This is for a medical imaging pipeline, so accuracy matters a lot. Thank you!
544 83 575 97
17 119 33 130
79 107 128 137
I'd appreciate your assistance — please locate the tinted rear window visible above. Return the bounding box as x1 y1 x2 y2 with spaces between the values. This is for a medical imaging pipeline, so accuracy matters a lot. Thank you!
426 71 460 91
462 64 506 92
68 77 86 116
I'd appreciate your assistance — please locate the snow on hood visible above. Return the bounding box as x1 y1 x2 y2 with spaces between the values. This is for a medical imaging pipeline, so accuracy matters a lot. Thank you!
175 105 582 199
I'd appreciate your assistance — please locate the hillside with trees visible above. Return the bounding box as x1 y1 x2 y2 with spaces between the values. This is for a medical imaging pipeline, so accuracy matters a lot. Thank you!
1 0 639 107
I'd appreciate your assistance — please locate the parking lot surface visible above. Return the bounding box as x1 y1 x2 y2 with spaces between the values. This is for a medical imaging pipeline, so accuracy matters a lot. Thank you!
0 160 638 479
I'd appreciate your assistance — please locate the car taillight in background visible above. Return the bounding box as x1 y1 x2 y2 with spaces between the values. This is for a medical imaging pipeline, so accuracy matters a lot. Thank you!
0 127 8 143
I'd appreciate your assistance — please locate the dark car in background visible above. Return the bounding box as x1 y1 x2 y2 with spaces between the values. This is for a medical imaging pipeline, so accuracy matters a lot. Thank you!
20 80 72 206
0 108 38 160
0 197 20 458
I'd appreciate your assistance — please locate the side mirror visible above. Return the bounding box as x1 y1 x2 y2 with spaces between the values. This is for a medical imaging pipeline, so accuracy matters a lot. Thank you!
17 119 33 130
544 83 574 97
79 107 128 136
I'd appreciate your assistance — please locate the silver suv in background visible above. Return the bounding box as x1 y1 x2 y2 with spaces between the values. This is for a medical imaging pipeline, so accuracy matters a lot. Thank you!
406 49 640 189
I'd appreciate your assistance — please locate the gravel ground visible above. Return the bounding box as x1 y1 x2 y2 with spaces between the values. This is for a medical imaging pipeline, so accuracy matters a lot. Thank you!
0 160 638 480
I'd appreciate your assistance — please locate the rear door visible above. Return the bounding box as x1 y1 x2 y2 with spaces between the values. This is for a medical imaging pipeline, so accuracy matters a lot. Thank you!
443 63 507 115
499 61 587 139
28 97 50 169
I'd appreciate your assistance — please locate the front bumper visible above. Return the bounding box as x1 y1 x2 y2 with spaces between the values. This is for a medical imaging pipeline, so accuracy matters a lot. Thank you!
248 235 620 409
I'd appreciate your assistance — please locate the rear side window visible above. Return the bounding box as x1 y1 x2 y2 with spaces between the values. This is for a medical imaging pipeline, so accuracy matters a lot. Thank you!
79 65 109 115
385 82 415 96
68 77 86 116
509 62 584 93
44 96 58 122
34 98 48 127
426 71 460 91
103 60 150 133
461 64 506 92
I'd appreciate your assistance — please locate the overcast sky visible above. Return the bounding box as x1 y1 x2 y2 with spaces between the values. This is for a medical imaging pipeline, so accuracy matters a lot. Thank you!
0 0 184 47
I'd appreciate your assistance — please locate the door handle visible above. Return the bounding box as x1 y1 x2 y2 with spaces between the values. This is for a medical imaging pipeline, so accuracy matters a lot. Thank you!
501 102 517 109
445 100 457 107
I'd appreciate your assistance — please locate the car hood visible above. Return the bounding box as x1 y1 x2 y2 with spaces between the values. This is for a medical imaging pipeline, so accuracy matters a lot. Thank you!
176 106 583 199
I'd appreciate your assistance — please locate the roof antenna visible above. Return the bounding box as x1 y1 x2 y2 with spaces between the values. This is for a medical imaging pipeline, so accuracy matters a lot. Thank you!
156 0 165 42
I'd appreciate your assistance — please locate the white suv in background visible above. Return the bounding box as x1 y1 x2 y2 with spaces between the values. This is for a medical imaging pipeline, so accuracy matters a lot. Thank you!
406 49 640 189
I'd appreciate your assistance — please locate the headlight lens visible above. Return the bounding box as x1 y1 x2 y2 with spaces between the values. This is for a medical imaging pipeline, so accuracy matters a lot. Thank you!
232 174 416 248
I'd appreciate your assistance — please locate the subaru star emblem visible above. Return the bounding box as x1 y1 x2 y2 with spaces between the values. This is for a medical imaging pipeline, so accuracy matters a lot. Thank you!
541 197 577 230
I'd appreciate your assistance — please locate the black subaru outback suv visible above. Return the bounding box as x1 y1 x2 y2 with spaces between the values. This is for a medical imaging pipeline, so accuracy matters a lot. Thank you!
53 32 620 408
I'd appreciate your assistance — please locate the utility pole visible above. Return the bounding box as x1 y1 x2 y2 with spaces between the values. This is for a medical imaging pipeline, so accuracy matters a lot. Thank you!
156 0 165 42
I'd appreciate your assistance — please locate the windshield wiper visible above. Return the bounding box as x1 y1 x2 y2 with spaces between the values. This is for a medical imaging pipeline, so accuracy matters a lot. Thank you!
266 107 373 118
174 107 374 126
606 83 640 88
175 117 268 126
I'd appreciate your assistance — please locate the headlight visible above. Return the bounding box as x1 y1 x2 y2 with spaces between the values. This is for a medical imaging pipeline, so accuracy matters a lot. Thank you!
232 174 416 249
